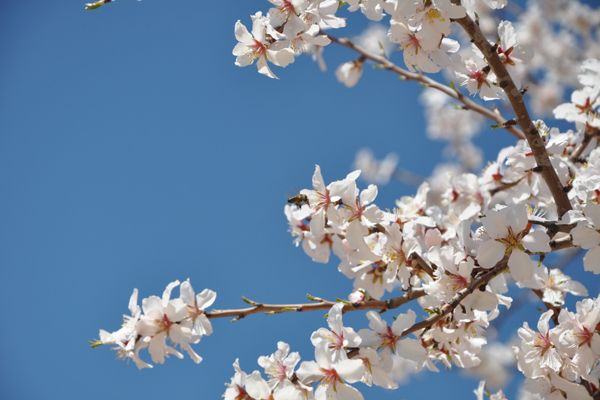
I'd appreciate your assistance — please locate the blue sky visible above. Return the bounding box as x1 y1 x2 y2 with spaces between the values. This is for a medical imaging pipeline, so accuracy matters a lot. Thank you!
0 1 595 399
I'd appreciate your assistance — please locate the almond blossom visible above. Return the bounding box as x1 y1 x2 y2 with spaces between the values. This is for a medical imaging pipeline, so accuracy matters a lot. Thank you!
258 341 301 390
358 309 426 367
476 204 550 283
335 59 364 88
310 303 361 362
522 267 588 306
570 203 600 274
296 346 365 400
554 87 600 128
92 2 600 399
95 280 216 368
224 359 272 400
233 13 295 79
514 310 563 379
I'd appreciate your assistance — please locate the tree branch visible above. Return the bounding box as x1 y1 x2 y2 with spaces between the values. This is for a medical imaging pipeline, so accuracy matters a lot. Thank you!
401 259 508 337
205 289 426 321
326 34 526 141
571 126 600 162
452 11 572 217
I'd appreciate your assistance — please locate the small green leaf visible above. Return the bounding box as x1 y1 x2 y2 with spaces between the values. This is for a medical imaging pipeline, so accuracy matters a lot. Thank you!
306 293 320 302
335 299 352 306
85 0 110 10
423 307 440 315
241 296 259 306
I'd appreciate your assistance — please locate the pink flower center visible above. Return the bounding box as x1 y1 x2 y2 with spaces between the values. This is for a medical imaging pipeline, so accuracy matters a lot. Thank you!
379 326 400 352
575 326 593 347
349 199 365 221
186 304 204 320
451 189 460 202
497 46 515 66
276 362 288 381
497 225 530 252
315 190 332 211
534 333 552 355
492 170 503 182
449 273 469 291
280 0 296 14
157 313 173 333
469 70 489 90
320 233 333 247
407 34 422 53
235 385 249 400
320 368 341 385
328 331 345 351
252 40 267 56
576 97 595 116
297 222 309 232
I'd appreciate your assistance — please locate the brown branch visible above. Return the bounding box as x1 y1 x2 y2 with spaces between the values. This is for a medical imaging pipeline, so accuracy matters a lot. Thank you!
489 176 526 196
401 259 509 337
532 289 561 324
452 11 572 217
205 289 426 321
410 253 437 277
326 34 526 141
206 257 508 339
528 217 575 234
550 235 575 251
571 126 600 162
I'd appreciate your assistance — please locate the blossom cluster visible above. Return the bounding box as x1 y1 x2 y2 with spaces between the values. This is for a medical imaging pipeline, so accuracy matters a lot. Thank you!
234 0 512 85
233 0 600 172
515 296 600 400
96 280 216 369
232 0 534 99
224 304 428 400
282 59 600 392
93 1 600 398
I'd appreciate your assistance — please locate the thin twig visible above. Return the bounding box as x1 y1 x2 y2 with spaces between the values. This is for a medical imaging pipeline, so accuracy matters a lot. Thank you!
401 259 509 337
205 289 426 321
571 126 600 162
207 258 509 340
528 217 575 233
327 34 526 141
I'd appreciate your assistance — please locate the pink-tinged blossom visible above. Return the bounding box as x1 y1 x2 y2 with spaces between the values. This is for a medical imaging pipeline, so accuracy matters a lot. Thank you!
558 297 600 381
357 347 398 389
476 205 550 283
310 303 361 362
455 53 501 100
258 341 301 390
521 267 588 306
496 21 533 69
514 310 563 379
233 13 295 79
358 310 426 367
296 345 365 400
554 86 600 128
98 289 152 369
335 59 364 88
570 203 600 274
300 165 360 218
223 359 272 400
137 280 202 364
388 21 450 73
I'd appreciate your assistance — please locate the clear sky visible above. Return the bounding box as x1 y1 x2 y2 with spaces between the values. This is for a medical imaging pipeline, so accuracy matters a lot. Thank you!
0 1 595 399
